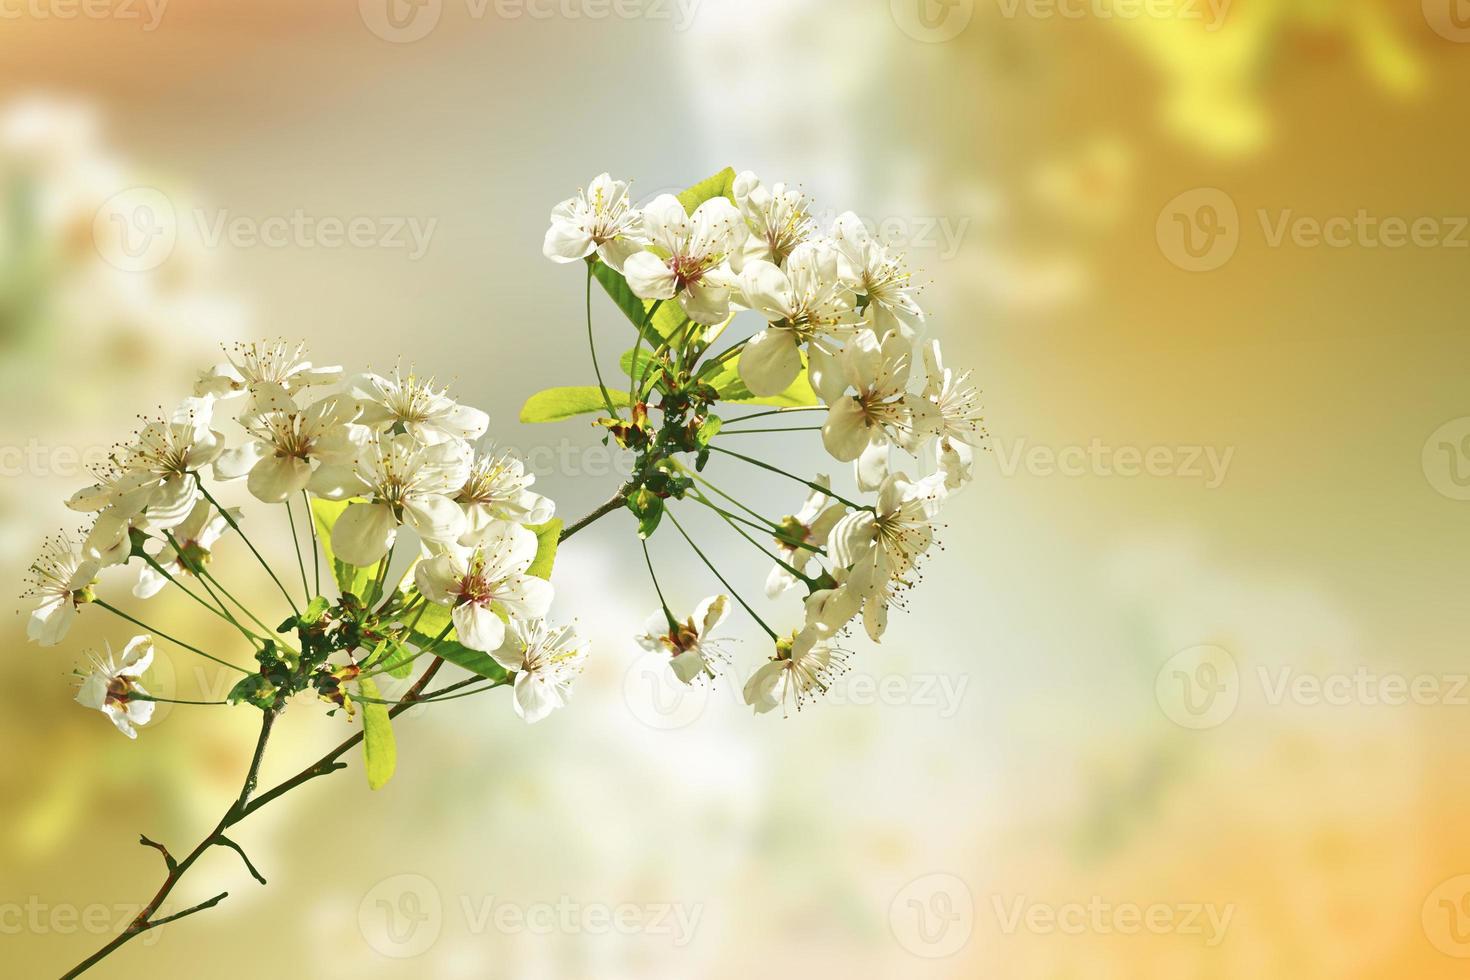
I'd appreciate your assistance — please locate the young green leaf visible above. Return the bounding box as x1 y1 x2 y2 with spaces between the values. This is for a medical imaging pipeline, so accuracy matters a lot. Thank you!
520 386 634 424
309 498 378 598
592 262 689 341
711 355 820 407
677 166 737 215
359 676 396 791
526 519 563 581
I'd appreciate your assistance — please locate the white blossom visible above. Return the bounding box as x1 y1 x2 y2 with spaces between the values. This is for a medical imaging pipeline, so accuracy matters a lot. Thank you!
833 211 925 340
635 594 731 684
328 433 472 566
348 369 489 447
736 241 860 397
489 619 589 724
25 532 99 646
75 636 156 739
743 629 850 716
133 500 238 599
542 172 646 272
413 521 554 654
623 194 744 325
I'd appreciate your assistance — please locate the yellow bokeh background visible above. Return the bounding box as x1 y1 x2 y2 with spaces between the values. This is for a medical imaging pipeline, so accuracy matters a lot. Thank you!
3 1 1469 977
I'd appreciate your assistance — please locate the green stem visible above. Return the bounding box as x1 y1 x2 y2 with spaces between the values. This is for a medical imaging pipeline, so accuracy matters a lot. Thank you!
159 532 266 649
303 492 321 597
709 445 867 510
629 296 664 408
196 482 300 616
716 426 824 435
690 492 820 579
719 406 826 426
586 262 621 419
694 336 749 380
94 600 249 674
666 511 779 641
194 565 290 648
642 539 678 633
285 499 312 602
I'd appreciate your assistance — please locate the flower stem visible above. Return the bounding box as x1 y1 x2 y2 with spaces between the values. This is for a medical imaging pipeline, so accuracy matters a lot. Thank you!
642 539 678 632
690 492 818 583
197 481 300 616
285 499 312 602
302 491 321 597
666 510 779 641
709 445 867 510
629 296 664 408
94 600 250 674
586 262 621 419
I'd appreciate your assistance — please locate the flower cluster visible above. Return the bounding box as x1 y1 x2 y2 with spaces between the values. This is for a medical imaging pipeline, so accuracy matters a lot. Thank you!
27 341 584 740
543 169 987 715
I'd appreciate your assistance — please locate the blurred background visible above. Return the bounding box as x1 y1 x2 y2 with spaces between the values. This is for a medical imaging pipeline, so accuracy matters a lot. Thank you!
3 1 1469 977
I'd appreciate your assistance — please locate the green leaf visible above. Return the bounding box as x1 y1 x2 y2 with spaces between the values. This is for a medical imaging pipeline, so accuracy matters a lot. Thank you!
629 489 665 539
519 386 633 424
359 676 396 791
526 519 563 581
677 166 737 215
226 674 276 710
711 355 820 407
309 498 377 598
592 262 689 342
407 604 510 683
366 637 416 680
